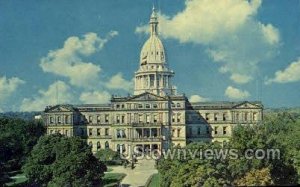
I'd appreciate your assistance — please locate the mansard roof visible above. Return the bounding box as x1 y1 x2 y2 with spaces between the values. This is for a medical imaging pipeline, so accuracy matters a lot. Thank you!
190 101 263 110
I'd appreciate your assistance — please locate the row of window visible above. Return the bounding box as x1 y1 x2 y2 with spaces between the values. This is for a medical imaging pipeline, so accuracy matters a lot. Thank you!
49 115 71 124
88 128 110 136
204 112 259 121
115 102 183 110
188 126 228 136
89 141 109 151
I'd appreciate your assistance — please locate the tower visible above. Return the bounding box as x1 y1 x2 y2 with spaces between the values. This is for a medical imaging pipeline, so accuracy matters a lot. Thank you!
134 7 176 96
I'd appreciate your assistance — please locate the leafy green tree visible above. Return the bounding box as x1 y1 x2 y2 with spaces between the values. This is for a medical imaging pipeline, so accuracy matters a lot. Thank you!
23 134 107 186
0 117 45 171
234 167 273 186
95 148 123 165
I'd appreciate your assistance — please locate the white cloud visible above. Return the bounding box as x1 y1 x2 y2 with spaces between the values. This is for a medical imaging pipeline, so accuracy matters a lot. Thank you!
265 58 300 84
136 0 280 84
20 81 73 111
0 76 25 102
106 73 134 92
189 95 209 102
80 91 111 104
40 31 118 88
230 74 253 84
225 86 250 100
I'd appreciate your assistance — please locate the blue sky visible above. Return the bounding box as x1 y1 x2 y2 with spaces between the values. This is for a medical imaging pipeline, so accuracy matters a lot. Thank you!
0 0 299 112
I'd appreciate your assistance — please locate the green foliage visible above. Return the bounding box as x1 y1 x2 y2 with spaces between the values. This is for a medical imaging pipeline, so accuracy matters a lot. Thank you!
95 149 123 165
23 134 107 186
0 117 45 171
157 112 300 186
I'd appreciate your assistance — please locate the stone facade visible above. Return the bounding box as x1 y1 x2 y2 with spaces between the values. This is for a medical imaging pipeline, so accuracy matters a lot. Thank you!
43 7 263 154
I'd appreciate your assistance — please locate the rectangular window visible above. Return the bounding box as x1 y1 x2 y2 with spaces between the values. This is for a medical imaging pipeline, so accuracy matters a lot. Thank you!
105 128 109 136
145 104 150 108
116 116 120 123
153 115 158 123
177 113 181 123
116 104 120 109
214 113 218 121
223 113 226 121
121 116 125 123
89 116 93 123
89 129 93 136
223 126 227 135
197 127 201 135
57 116 61 123
138 104 143 109
214 126 218 135
177 129 180 137
177 103 181 108
65 130 68 136
50 117 53 124
105 115 109 123
97 128 101 136
172 115 175 123
97 116 101 123
121 104 125 109
205 113 209 121
206 126 210 134
153 104 158 109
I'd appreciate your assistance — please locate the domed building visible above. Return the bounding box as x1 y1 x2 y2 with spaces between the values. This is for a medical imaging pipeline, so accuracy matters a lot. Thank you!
43 7 263 155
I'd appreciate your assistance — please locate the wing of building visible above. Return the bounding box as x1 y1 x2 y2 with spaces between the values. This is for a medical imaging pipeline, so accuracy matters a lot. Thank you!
43 7 263 154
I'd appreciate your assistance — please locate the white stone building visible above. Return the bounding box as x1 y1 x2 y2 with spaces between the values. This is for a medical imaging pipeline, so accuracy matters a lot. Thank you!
43 7 263 154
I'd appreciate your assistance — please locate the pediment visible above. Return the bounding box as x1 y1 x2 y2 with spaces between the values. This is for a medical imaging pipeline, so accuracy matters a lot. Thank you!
46 105 75 112
233 101 262 109
128 92 166 101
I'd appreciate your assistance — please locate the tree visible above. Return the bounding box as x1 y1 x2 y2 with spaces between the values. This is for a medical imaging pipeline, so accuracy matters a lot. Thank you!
234 167 274 186
95 149 123 165
23 134 107 186
0 117 45 171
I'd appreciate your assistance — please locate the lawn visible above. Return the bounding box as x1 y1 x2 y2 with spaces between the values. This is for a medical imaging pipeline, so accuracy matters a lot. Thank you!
148 173 161 187
103 173 126 187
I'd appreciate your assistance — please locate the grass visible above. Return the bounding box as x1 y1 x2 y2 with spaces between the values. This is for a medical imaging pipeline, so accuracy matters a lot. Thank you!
103 173 126 187
148 173 161 187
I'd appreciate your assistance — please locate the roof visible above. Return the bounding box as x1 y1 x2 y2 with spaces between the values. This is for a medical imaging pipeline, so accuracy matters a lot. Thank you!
190 101 263 110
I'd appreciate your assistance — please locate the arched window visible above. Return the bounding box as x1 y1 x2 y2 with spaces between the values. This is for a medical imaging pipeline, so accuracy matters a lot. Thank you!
97 141 101 151
105 141 109 149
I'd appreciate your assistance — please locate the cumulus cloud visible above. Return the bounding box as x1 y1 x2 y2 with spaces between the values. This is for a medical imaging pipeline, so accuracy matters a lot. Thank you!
20 81 74 111
106 73 134 92
136 0 280 84
265 58 300 84
225 86 250 100
189 95 209 102
80 91 111 104
0 76 25 102
40 31 118 88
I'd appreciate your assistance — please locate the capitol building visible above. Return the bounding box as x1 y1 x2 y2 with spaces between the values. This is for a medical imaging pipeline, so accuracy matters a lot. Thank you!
43 8 263 154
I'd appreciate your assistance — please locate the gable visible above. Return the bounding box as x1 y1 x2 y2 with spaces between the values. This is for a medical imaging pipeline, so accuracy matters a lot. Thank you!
46 105 75 112
233 101 262 109
128 92 167 101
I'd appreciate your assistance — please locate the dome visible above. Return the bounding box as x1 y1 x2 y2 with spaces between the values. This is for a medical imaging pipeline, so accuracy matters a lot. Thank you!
140 35 166 65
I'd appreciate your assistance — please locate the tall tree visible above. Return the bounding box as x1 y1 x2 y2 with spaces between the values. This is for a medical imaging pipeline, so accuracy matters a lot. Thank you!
23 134 107 186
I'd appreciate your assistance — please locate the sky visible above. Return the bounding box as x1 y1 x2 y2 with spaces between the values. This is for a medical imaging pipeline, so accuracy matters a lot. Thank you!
0 0 299 112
